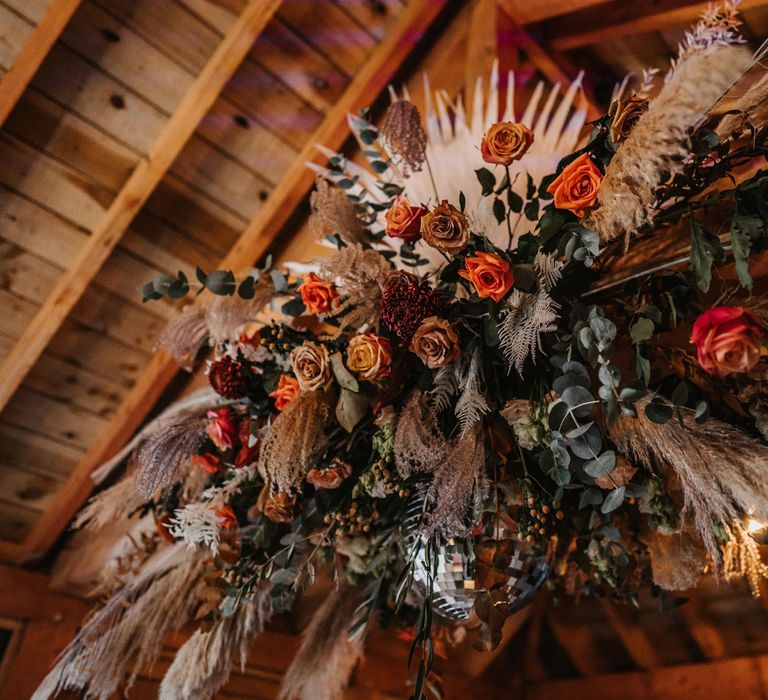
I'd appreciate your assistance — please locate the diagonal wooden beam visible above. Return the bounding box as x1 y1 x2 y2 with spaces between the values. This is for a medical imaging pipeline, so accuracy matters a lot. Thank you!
0 0 82 128
0 0 282 420
600 600 662 670
495 0 601 119
7 0 451 564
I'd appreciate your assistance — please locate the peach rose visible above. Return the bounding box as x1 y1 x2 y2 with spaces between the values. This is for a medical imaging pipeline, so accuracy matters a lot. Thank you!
409 316 460 369
385 195 426 241
609 96 649 144
546 152 603 218
481 122 534 165
347 333 392 381
290 341 331 391
297 273 338 315
191 452 222 475
269 374 300 411
420 200 469 256
691 306 764 377
458 252 514 303
206 407 237 450
306 458 352 489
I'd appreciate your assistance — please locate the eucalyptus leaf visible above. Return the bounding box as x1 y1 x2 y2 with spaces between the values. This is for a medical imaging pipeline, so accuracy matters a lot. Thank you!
330 352 359 392
601 486 626 514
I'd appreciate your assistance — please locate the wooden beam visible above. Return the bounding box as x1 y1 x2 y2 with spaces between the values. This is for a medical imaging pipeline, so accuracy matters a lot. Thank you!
465 0 499 109
545 610 604 677
0 0 82 128
0 0 282 421
600 600 662 670
677 598 728 661
524 654 768 700
9 0 451 564
495 0 602 119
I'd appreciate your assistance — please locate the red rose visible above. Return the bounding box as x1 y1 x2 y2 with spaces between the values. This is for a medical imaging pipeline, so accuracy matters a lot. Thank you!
191 452 222 474
691 306 764 377
206 407 237 450
234 416 259 468
385 195 426 241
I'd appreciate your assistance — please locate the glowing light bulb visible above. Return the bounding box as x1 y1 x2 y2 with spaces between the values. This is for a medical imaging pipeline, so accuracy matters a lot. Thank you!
747 518 766 534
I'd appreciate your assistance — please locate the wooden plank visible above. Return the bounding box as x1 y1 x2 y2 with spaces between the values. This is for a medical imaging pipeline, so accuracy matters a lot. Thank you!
0 4 34 71
466 0 499 109
332 0 404 39
600 600 662 670
677 598 728 661
13 0 450 564
0 500 38 543
0 0 283 418
494 0 606 25
0 0 82 127
0 420 81 480
545 611 606 676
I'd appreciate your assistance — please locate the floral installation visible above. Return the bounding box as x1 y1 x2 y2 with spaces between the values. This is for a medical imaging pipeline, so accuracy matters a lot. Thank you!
36 6 768 700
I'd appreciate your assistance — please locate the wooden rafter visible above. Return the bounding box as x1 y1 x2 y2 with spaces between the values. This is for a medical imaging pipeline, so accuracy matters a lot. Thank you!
0 0 283 420
495 0 601 119
678 597 727 660
5 0 451 565
0 0 82 128
600 600 661 670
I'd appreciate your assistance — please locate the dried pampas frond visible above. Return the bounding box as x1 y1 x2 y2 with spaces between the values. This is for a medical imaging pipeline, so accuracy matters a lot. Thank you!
722 520 768 597
258 389 335 492
315 244 392 333
380 99 427 174
609 398 768 557
394 391 451 478
73 476 146 531
645 529 707 591
205 285 268 347
309 176 366 245
455 348 490 435
33 545 207 700
717 72 768 138
278 582 365 700
426 426 488 538
158 306 208 370
159 586 273 700
135 417 207 498
586 45 751 244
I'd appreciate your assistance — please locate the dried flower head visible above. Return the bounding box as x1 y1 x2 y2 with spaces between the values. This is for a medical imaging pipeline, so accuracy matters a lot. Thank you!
208 356 248 399
380 273 442 342
380 99 427 174
309 176 366 245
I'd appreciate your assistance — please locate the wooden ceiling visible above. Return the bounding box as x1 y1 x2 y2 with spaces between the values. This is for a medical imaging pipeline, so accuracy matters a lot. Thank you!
1 0 768 698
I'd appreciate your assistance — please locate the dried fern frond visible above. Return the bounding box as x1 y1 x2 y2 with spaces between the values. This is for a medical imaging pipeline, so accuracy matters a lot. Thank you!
498 289 560 375
610 397 768 557
258 389 335 492
586 45 751 245
33 545 207 700
309 176 366 245
380 99 427 174
534 251 565 292
135 417 207 498
455 348 490 435
157 306 208 370
428 361 460 414
159 585 272 700
278 582 365 700
394 391 452 478
426 426 488 538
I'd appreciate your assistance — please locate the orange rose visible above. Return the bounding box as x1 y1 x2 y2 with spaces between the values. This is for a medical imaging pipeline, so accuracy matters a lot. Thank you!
206 407 237 450
458 252 514 303
297 273 338 315
215 505 238 530
691 306 764 377
236 322 261 347
347 333 392 381
269 374 300 411
261 490 297 524
306 458 352 490
420 200 469 256
409 316 460 369
546 153 603 218
385 195 426 241
481 122 534 165
191 453 222 474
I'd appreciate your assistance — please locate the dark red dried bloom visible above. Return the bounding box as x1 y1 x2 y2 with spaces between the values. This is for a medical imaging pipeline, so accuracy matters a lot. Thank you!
208 356 248 399
380 274 441 342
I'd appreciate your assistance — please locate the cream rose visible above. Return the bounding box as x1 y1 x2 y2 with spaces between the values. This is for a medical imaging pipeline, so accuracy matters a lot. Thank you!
409 316 460 369
290 341 331 391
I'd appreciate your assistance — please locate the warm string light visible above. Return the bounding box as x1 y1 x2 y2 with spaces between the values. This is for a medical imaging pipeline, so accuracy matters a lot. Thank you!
722 520 768 597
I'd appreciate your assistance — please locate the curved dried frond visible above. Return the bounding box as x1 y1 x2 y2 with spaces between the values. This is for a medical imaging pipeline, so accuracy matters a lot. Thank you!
455 348 490 435
394 390 451 478
157 306 209 370
309 176 367 245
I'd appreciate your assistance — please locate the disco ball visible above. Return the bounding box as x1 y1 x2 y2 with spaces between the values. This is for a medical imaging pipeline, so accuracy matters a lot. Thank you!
401 491 548 621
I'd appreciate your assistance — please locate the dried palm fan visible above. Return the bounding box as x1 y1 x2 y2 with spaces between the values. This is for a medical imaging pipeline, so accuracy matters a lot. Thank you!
309 175 367 245
609 397 768 558
33 544 208 700
278 582 366 700
258 388 336 492
159 585 273 700
308 63 587 260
